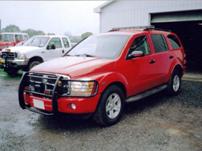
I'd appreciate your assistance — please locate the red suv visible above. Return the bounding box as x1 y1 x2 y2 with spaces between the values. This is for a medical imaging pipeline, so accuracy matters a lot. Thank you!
19 27 185 126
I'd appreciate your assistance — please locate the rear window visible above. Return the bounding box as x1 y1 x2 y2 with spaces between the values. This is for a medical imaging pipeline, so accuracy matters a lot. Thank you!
168 34 181 49
151 34 168 53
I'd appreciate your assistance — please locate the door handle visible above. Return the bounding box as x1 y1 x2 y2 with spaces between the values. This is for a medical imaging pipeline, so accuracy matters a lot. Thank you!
62 50 65 54
149 59 156 64
169 56 174 59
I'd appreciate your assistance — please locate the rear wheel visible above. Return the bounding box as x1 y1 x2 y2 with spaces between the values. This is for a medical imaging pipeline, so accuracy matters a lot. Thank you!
93 85 125 126
167 70 182 95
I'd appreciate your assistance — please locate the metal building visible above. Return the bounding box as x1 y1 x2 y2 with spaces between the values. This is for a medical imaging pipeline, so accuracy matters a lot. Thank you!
95 0 202 71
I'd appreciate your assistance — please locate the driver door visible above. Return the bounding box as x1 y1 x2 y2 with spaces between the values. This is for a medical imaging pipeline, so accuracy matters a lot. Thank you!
123 34 159 96
44 37 63 61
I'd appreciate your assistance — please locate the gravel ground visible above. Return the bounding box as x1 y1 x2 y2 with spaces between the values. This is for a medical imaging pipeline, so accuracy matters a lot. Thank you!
0 69 202 151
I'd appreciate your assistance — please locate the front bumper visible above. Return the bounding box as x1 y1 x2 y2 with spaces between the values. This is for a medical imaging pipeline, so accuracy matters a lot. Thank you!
19 73 100 115
0 58 27 69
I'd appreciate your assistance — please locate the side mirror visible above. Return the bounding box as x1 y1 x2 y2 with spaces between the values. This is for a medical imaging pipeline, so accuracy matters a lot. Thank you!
128 51 144 59
47 44 56 50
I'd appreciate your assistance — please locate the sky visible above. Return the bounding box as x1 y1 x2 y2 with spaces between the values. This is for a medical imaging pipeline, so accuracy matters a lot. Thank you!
0 1 106 35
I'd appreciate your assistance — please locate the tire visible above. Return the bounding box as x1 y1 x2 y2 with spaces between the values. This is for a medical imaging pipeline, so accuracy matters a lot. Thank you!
27 60 42 71
5 68 18 77
167 70 182 95
93 85 125 126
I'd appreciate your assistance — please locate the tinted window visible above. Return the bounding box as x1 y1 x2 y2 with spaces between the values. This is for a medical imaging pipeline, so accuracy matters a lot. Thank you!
168 35 181 49
68 35 130 59
62 38 70 48
130 35 150 55
151 34 168 53
48 38 62 48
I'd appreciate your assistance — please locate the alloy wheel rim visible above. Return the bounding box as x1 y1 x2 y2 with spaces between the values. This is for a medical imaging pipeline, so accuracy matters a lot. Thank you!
106 93 121 119
173 75 180 92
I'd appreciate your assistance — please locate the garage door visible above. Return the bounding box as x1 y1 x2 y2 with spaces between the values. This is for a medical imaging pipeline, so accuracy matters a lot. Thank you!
151 9 202 23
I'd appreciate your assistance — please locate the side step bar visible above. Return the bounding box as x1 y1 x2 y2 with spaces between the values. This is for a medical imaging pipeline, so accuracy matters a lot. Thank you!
126 85 168 103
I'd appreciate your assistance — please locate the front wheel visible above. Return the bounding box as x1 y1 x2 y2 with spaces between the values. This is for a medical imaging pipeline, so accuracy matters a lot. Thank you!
27 60 42 71
167 70 182 95
5 68 18 77
93 85 125 126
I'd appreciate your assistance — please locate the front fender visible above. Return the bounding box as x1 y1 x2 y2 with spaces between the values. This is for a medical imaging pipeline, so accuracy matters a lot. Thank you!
85 72 128 95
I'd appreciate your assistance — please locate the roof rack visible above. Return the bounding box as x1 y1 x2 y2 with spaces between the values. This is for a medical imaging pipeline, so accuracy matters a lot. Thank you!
109 26 171 32
109 26 155 32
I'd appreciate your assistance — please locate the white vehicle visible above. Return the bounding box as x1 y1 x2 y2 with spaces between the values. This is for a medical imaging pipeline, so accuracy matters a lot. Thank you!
0 35 72 75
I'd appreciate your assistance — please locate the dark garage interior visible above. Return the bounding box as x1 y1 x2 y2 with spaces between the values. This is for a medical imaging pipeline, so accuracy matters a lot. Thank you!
151 10 202 72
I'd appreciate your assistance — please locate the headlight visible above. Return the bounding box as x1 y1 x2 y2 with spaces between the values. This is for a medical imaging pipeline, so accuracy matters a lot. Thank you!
59 80 98 97
70 81 98 97
17 53 26 60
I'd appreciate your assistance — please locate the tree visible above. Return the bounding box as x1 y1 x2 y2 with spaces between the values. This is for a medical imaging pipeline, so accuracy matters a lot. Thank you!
81 32 93 39
22 29 45 37
2 24 20 32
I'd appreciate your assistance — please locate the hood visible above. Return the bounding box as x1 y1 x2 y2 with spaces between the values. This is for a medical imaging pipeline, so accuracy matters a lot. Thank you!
2 46 41 54
31 56 115 79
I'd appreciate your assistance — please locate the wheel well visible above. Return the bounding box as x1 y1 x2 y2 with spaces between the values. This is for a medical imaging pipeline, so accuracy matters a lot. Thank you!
28 56 43 64
104 82 127 98
174 65 183 78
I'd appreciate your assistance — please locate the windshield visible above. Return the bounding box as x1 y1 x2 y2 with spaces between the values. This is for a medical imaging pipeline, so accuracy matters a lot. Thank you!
68 34 130 59
24 37 49 47
0 34 14 42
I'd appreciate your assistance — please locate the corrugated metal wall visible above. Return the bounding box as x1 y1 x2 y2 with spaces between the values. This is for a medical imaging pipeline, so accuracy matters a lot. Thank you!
99 0 202 32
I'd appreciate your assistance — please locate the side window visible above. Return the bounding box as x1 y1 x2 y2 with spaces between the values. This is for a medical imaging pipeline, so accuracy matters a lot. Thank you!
62 38 70 48
23 35 29 41
15 34 23 42
167 34 181 49
48 38 62 48
151 34 168 53
130 35 150 55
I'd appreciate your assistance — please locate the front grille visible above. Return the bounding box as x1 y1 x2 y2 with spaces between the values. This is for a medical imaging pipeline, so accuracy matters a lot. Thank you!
1 52 17 60
25 72 70 98
28 73 58 97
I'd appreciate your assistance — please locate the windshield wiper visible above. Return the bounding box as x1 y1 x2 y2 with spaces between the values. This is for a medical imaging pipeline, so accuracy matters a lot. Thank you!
74 54 96 57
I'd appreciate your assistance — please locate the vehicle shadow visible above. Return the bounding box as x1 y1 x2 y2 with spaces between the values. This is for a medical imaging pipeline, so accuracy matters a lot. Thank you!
32 80 202 131
37 91 172 132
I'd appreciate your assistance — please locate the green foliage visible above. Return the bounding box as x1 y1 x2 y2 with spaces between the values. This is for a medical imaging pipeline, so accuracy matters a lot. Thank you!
1 24 45 37
81 32 93 39
2 24 20 32
22 29 45 37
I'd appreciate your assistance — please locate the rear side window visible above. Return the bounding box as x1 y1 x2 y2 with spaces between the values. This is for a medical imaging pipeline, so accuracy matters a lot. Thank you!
151 34 168 53
168 35 181 49
130 35 150 55
62 38 70 48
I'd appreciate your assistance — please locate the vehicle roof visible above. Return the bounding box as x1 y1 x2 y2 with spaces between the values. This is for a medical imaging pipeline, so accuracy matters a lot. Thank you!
0 32 28 35
33 35 69 38
106 29 172 36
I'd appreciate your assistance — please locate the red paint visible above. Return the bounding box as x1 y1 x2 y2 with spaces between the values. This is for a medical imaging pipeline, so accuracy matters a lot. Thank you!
23 29 185 114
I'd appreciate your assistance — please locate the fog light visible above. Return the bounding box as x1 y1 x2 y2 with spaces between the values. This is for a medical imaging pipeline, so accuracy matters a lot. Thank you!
69 103 76 110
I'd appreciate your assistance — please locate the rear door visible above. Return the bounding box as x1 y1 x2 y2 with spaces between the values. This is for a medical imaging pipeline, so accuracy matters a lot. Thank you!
149 33 171 84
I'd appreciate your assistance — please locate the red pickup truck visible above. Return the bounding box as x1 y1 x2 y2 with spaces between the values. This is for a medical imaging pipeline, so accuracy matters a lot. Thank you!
19 27 185 126
0 32 29 51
